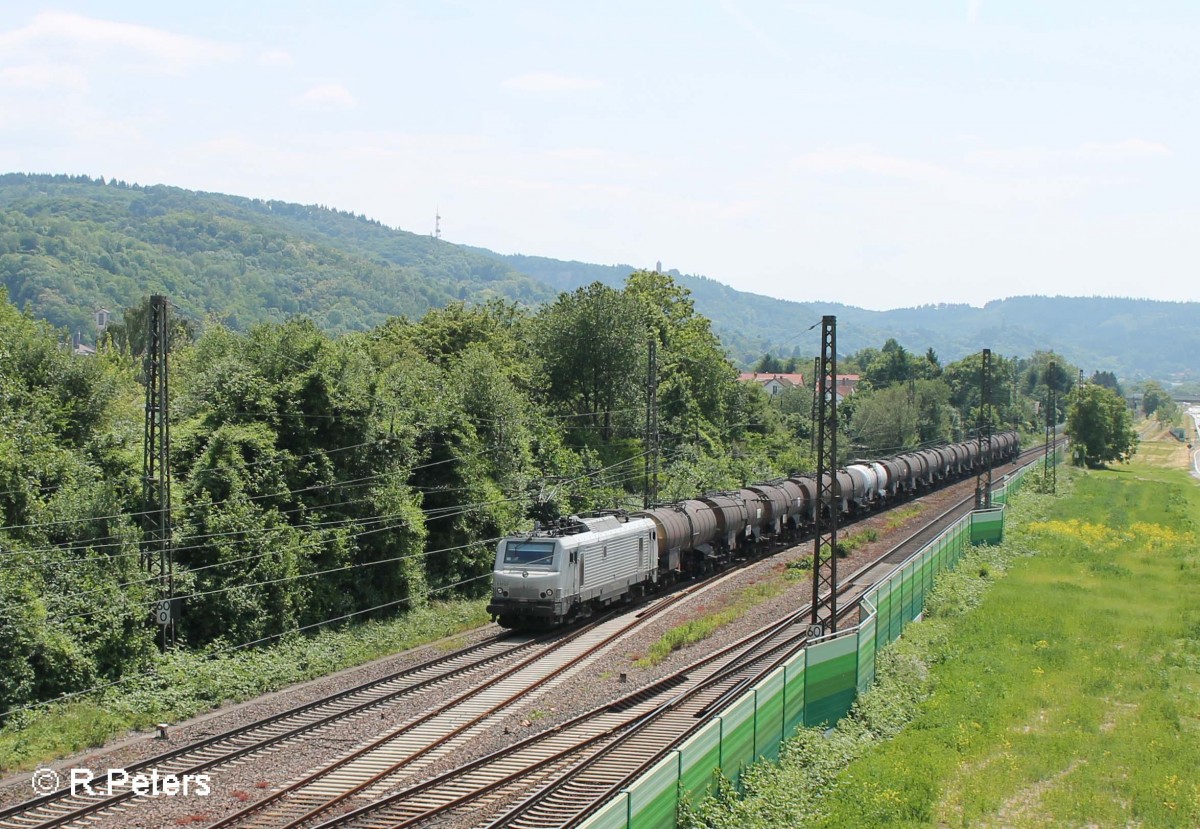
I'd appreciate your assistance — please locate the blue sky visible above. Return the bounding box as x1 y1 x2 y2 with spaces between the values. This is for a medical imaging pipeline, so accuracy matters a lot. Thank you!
0 2 1195 310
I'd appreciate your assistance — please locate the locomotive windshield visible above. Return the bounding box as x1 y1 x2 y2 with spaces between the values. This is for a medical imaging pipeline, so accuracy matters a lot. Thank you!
503 540 557 567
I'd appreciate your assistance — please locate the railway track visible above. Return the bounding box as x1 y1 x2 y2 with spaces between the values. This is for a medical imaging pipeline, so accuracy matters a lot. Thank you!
481 615 822 829
0 632 537 829
204 570 754 829
297 598 816 829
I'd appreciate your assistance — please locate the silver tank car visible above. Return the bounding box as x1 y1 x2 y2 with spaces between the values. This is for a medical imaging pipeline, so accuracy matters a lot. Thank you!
878 459 903 497
844 464 881 508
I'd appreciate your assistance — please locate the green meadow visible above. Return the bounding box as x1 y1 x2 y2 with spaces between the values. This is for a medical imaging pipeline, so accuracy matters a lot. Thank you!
688 458 1200 828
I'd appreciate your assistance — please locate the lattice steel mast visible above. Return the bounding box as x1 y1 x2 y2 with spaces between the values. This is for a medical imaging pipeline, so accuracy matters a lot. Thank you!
142 294 174 648
810 316 838 636
974 348 993 509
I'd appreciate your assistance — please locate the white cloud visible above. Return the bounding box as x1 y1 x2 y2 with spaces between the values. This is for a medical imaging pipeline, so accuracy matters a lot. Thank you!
296 83 357 110
0 11 235 71
791 146 950 182
502 72 603 92
258 49 294 68
0 63 88 92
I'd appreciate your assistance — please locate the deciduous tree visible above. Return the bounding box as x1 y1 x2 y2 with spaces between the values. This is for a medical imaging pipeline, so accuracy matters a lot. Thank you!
1066 384 1137 467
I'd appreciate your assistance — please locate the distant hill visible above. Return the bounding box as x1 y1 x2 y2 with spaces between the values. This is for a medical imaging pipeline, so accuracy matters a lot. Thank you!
473 250 1199 381
2 174 1195 381
0 173 553 335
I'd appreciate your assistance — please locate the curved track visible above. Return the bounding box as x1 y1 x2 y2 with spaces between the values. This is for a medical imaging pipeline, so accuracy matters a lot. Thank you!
206 578 739 829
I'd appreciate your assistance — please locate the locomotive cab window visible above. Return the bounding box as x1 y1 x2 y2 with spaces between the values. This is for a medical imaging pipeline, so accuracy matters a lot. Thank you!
503 540 557 566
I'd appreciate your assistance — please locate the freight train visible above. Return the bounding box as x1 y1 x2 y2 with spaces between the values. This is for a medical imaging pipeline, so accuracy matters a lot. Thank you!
487 432 1020 629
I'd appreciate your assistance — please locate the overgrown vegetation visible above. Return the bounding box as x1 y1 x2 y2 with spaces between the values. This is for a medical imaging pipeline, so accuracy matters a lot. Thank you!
634 580 787 668
884 504 923 530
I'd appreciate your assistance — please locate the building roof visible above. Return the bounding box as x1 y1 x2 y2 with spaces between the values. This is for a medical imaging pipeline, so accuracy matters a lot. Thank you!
737 372 805 387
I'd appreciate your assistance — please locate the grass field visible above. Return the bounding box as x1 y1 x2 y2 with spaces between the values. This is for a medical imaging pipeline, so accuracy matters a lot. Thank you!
687 442 1200 828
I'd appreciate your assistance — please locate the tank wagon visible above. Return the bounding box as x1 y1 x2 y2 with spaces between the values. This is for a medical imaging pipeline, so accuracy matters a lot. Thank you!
488 432 1020 628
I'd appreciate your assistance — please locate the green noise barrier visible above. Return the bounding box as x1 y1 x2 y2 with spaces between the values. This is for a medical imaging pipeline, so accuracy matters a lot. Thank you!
576 450 1057 829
